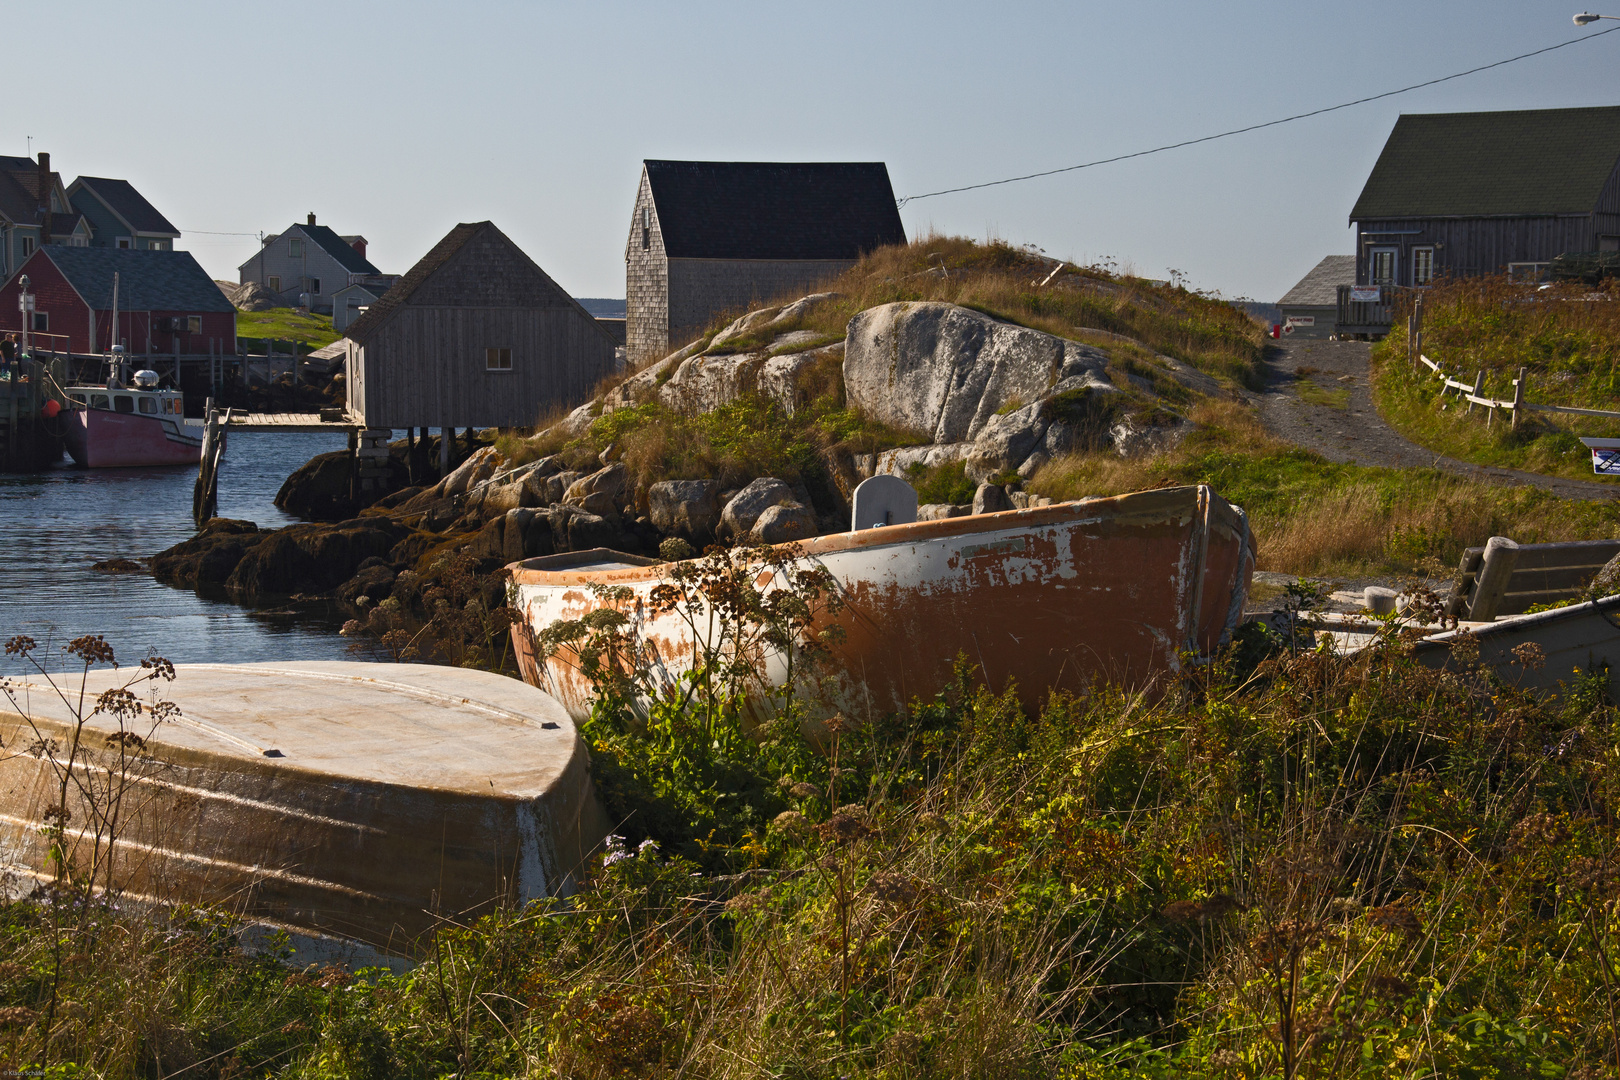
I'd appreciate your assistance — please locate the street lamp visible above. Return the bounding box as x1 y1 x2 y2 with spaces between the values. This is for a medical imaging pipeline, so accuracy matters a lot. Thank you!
16 274 31 355
1575 12 1620 23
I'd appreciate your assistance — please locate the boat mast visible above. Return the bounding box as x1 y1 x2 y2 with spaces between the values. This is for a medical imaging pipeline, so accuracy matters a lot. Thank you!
108 272 119 385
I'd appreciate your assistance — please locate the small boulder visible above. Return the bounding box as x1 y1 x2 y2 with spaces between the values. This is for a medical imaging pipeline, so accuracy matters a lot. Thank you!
918 503 971 521
648 479 721 543
337 562 397 604
972 483 1013 515
965 402 1047 483
751 503 818 544
563 462 629 517
567 511 622 552
719 478 794 540
441 446 503 498
504 508 536 564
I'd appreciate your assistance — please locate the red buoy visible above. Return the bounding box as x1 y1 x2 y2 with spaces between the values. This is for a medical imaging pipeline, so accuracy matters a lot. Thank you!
41 398 60 418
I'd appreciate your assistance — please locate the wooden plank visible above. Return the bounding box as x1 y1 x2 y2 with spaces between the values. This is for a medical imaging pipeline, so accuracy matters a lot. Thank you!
1506 565 1606 592
1526 402 1620 420
1512 540 1620 570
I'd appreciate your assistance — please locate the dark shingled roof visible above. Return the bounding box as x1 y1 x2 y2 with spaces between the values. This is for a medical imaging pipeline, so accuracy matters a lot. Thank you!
294 222 380 275
70 176 179 236
0 172 34 224
644 160 907 260
37 248 236 312
344 223 480 343
1351 106 1620 221
1278 256 1355 307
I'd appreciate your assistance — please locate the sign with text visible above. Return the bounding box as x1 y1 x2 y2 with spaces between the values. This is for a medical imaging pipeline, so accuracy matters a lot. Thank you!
1349 287 1382 303
1581 437 1620 476
1286 315 1315 326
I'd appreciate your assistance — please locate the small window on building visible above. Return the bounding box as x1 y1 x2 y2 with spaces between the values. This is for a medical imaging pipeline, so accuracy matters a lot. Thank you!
20 237 33 257
1370 249 1397 286
31 313 46 333
309 278 321 295
187 316 201 334
1412 248 1434 286
1602 235 1620 253
116 237 131 249
113 395 134 414
267 275 281 292
147 239 161 250
486 347 512 371
289 238 303 258
642 226 649 250
138 397 157 414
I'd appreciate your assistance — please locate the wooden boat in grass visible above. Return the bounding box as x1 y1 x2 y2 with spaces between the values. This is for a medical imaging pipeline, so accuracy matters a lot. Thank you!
0 662 606 958
508 484 1256 720
1410 595 1620 697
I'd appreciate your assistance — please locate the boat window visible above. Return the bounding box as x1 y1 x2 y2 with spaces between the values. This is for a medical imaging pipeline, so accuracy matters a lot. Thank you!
69 395 84 405
90 395 109 409
114 396 134 414
138 397 157 414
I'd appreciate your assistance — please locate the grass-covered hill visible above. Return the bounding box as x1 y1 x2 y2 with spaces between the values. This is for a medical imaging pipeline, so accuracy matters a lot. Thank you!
1372 277 1620 480
235 308 341 354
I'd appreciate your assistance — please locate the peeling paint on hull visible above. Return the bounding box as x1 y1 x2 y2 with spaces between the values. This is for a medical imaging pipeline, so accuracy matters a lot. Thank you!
509 485 1255 721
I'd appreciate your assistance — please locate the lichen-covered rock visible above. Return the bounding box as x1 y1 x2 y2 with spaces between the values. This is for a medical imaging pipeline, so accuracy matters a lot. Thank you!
719 478 794 540
844 302 1112 444
648 479 720 543
874 443 974 479
751 502 818 544
918 503 971 521
440 446 504 498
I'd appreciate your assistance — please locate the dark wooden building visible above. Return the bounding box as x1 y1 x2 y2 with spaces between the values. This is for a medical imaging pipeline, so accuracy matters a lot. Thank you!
626 160 907 364
1350 106 1620 287
344 221 615 430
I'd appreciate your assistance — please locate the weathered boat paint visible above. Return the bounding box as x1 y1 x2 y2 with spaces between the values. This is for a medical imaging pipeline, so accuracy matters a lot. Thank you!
509 484 1255 721
0 662 608 955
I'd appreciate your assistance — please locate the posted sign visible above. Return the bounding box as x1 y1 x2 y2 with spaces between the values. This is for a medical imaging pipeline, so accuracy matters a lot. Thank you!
1580 437 1620 476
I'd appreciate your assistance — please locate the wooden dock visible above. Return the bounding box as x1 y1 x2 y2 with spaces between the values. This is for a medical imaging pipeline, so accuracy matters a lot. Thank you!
194 404 391 525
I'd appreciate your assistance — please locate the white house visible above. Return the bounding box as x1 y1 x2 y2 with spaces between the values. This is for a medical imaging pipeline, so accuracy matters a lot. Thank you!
237 213 382 314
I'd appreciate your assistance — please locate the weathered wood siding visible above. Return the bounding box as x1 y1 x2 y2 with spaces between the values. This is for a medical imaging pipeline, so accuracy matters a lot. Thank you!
625 169 670 366
1357 215 1597 283
352 309 612 428
348 223 614 429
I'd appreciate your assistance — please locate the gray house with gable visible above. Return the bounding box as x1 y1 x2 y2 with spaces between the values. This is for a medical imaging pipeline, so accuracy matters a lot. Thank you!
625 160 908 365
238 213 381 313
66 177 180 251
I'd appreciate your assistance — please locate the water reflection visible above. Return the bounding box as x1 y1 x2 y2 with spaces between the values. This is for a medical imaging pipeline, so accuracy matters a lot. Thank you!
0 433 363 667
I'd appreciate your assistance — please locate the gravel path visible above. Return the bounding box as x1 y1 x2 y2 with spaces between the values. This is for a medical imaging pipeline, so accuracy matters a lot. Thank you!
1251 337 1619 502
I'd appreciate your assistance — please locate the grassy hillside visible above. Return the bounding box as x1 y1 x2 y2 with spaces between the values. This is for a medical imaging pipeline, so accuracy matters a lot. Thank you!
1371 277 1620 480
235 308 340 353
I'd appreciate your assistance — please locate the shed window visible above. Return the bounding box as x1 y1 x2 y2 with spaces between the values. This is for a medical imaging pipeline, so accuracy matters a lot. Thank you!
31 313 46 332
309 278 321 295
1412 248 1434 286
486 347 512 371
187 316 201 333
20 237 33 257
116 237 131 249
1370 249 1397 286
267 276 281 292
1601 235 1620 253
289 238 303 258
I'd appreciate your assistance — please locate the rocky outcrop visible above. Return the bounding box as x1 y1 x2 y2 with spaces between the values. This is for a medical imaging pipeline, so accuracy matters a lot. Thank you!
152 516 414 601
843 302 1115 445
751 503 817 544
274 449 409 521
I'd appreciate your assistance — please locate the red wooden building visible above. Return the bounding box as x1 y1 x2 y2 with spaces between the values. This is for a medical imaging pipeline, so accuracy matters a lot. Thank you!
0 246 236 355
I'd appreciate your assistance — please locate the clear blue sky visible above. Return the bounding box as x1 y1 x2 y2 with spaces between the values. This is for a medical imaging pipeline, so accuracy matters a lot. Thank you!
10 1 1619 303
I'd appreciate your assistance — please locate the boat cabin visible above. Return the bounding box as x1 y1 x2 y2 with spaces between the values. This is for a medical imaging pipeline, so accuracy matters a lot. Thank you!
66 385 184 417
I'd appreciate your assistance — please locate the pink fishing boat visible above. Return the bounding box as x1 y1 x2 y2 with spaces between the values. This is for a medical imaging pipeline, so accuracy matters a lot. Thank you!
62 369 202 468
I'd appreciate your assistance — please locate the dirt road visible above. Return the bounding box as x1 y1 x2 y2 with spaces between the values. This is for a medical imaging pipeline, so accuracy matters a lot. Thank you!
1252 337 1619 501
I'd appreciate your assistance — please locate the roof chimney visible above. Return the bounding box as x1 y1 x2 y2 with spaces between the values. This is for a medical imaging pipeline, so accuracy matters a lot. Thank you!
307 212 316 226
37 153 51 246
350 237 367 260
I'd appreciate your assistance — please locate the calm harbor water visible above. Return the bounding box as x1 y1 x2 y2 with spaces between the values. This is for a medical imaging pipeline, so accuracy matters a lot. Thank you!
0 433 363 670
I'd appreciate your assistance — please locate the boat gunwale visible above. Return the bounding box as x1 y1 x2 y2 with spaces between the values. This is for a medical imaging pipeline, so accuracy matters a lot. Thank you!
1410 592 1620 652
508 484 1242 588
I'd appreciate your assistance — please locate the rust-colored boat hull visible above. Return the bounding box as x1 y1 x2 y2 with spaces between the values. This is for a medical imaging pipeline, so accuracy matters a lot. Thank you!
509 485 1255 720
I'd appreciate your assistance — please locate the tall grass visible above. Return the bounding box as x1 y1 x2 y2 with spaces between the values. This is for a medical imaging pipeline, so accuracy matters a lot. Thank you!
8 634 1619 1077
1373 276 1620 479
1030 401 1620 576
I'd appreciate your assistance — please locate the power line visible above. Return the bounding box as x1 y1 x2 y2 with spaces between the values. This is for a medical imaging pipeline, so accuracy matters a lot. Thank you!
896 24 1620 207
183 229 261 237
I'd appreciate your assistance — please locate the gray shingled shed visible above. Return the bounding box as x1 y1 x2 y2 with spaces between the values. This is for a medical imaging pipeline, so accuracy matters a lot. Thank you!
1277 256 1354 337
625 160 908 364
